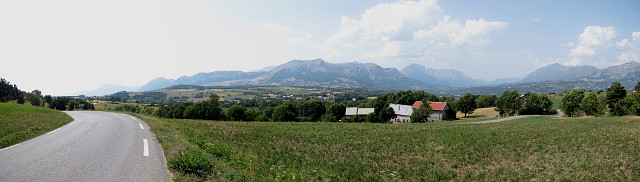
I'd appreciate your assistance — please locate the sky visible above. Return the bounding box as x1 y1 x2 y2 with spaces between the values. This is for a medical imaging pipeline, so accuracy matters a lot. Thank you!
0 0 639 96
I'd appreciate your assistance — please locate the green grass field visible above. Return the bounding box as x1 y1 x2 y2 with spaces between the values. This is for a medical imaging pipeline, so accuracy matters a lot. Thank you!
0 103 73 149
136 114 640 181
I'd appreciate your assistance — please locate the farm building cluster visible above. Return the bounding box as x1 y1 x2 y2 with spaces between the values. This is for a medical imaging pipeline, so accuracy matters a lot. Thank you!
346 101 451 123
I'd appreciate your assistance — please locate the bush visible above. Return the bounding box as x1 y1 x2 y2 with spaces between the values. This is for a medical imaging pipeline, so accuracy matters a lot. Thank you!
169 150 213 176
321 113 338 122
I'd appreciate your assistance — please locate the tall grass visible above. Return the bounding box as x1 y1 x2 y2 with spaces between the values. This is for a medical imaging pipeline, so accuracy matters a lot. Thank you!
137 114 640 181
0 103 73 149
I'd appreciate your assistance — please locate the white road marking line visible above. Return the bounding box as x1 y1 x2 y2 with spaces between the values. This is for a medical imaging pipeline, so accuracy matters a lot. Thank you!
143 139 149 156
46 128 61 135
130 116 137 120
0 144 20 152
139 123 144 130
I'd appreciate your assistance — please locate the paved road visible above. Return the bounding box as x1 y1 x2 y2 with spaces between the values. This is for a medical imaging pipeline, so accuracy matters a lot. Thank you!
0 111 169 182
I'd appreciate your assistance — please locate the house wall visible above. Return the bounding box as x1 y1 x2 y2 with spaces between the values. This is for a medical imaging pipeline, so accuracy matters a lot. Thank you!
428 110 446 122
391 115 411 123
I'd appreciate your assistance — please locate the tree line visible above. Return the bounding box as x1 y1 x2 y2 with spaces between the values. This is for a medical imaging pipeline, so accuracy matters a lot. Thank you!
1 78 94 111
561 82 640 117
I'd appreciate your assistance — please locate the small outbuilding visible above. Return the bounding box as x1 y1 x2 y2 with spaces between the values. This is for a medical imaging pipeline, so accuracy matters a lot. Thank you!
345 107 375 119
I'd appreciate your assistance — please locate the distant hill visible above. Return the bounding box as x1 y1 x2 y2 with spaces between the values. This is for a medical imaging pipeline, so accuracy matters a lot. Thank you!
138 72 266 91
136 59 639 97
519 63 600 83
400 64 481 87
73 84 140 96
244 59 430 90
453 61 640 95
138 59 430 92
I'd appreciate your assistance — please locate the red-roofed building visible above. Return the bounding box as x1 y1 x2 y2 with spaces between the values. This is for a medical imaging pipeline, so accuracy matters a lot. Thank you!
411 101 450 122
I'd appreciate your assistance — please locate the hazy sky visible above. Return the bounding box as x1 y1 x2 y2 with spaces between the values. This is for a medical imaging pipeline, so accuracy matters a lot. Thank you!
1 0 639 95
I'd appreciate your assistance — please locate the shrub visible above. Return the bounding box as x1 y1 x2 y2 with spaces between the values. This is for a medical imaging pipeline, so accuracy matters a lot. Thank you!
169 150 213 176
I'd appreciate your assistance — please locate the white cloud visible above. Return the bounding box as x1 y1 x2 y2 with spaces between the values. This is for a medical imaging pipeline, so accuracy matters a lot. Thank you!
570 26 617 57
325 0 507 61
568 26 618 65
617 31 640 61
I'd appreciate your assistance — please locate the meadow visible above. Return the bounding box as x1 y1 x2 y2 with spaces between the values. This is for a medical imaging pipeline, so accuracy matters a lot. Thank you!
135 114 640 181
0 103 73 149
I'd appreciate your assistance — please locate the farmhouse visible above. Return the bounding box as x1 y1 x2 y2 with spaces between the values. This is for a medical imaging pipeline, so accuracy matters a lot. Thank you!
388 101 452 123
389 104 413 123
412 101 450 122
345 107 375 119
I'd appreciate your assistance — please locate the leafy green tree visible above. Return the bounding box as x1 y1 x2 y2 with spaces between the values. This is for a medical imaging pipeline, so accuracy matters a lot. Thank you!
244 109 259 121
410 105 431 123
519 92 553 115
50 97 71 110
365 112 380 123
44 95 53 106
16 91 25 104
228 105 246 121
272 103 297 122
495 90 520 116
320 113 337 122
606 82 627 109
67 100 79 111
458 94 477 117
561 89 585 117
326 103 347 120
183 94 224 120
297 100 325 122
256 113 270 122
25 93 42 106
379 106 396 122
635 81 640 92
611 98 635 116
0 78 22 102
475 95 497 108
581 92 604 116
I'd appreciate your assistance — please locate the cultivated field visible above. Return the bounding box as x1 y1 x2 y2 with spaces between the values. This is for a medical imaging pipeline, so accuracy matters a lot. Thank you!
136 114 640 181
0 103 73 149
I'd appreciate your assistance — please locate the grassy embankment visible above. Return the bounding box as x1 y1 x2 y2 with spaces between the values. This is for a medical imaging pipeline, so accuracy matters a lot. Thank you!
0 103 73 149
135 113 640 181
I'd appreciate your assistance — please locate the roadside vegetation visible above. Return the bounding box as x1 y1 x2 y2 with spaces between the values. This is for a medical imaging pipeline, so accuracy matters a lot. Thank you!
0 103 73 149
135 114 640 181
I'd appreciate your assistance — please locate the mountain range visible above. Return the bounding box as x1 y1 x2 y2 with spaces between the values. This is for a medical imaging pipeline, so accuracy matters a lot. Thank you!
80 59 639 96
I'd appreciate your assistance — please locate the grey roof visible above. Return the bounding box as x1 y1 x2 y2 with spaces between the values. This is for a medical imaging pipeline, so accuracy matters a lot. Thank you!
389 104 413 116
345 107 358 116
345 107 375 116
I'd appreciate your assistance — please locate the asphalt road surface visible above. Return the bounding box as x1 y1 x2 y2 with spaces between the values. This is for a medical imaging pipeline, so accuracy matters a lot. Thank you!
0 111 169 182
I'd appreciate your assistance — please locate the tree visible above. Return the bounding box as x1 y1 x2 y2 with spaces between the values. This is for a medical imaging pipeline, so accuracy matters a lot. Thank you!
326 103 347 120
635 81 640 92
475 95 497 108
0 78 22 102
581 92 603 116
228 105 246 121
365 112 380 123
519 92 553 115
457 94 477 117
67 100 79 111
379 106 396 122
410 105 431 123
606 82 627 109
244 109 259 121
44 95 53 106
561 89 585 117
297 100 325 122
25 93 41 106
320 113 338 122
272 103 297 122
611 98 635 116
495 90 520 116
183 94 224 120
